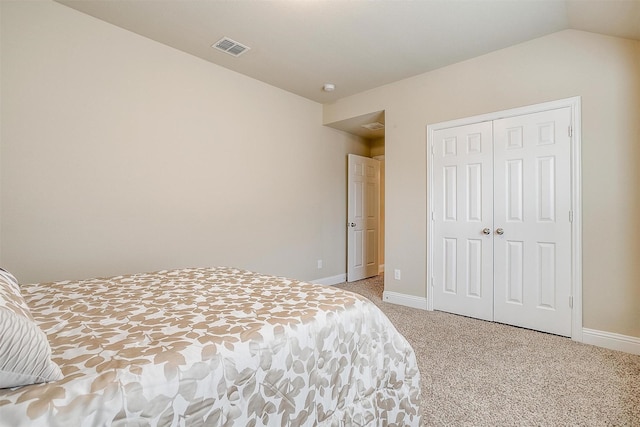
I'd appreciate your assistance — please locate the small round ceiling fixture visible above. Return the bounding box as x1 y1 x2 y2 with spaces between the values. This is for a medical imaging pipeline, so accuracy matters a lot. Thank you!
323 83 335 92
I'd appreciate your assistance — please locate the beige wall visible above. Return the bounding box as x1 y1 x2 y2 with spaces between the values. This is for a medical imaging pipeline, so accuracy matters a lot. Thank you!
370 137 385 158
324 30 640 338
0 1 370 284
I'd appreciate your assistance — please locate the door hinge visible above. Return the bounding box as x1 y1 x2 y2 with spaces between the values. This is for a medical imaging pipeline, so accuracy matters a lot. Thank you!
431 211 435 221
430 277 434 288
569 296 573 308
569 210 573 223
568 126 573 137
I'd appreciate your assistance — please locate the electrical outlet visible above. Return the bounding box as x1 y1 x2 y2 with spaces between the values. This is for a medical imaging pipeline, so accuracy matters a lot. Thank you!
394 269 401 280
317 259 323 269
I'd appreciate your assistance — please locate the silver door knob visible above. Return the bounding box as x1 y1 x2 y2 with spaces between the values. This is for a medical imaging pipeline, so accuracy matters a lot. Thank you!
482 228 491 235
496 228 504 235
349 222 356 227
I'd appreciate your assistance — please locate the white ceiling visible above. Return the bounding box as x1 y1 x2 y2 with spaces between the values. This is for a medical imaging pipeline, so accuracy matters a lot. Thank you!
57 0 640 107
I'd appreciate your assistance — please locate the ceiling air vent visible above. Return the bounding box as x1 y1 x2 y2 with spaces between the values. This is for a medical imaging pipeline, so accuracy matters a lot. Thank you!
361 122 385 131
212 37 250 57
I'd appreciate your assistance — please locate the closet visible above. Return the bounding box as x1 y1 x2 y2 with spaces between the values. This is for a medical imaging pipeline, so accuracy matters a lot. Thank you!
428 100 579 337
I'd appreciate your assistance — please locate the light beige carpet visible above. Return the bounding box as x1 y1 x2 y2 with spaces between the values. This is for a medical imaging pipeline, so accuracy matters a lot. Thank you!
335 275 640 426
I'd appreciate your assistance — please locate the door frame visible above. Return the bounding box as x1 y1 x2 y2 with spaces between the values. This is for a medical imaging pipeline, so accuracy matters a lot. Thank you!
426 96 583 342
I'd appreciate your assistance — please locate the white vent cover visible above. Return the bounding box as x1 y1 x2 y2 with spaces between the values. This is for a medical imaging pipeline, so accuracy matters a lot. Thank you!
361 122 385 131
212 37 250 57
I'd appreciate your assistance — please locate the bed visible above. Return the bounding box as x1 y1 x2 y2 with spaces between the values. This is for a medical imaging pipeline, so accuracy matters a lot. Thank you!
0 267 422 426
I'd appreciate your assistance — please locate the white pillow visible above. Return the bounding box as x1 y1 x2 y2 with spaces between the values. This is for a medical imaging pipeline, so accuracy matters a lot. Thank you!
0 268 19 289
0 270 63 388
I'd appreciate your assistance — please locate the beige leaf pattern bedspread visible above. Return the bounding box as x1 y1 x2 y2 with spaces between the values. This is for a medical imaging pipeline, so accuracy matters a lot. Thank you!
0 267 422 426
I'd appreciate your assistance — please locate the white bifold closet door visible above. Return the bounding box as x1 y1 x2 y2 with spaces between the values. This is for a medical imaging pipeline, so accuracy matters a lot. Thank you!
432 121 494 321
432 107 572 336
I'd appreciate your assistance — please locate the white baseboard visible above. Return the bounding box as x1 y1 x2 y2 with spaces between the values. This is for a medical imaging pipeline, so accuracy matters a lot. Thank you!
310 273 346 286
382 291 428 310
582 328 640 355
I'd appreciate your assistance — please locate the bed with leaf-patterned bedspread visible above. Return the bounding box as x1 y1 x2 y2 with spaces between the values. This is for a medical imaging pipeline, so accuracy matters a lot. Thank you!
0 267 421 426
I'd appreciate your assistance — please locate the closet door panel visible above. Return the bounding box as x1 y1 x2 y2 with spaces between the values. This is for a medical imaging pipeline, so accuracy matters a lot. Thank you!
432 122 494 321
493 107 572 337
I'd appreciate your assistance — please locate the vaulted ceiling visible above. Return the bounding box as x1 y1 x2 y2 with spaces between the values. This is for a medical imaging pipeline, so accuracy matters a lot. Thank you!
58 0 640 105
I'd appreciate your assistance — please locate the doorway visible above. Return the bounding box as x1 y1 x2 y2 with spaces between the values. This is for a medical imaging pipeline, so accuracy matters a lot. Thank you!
346 138 385 282
347 154 380 282
325 111 386 283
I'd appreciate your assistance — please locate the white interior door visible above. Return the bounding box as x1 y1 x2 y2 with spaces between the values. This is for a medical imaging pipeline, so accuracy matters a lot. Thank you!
493 107 572 336
431 107 573 336
347 154 379 282
432 122 494 321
